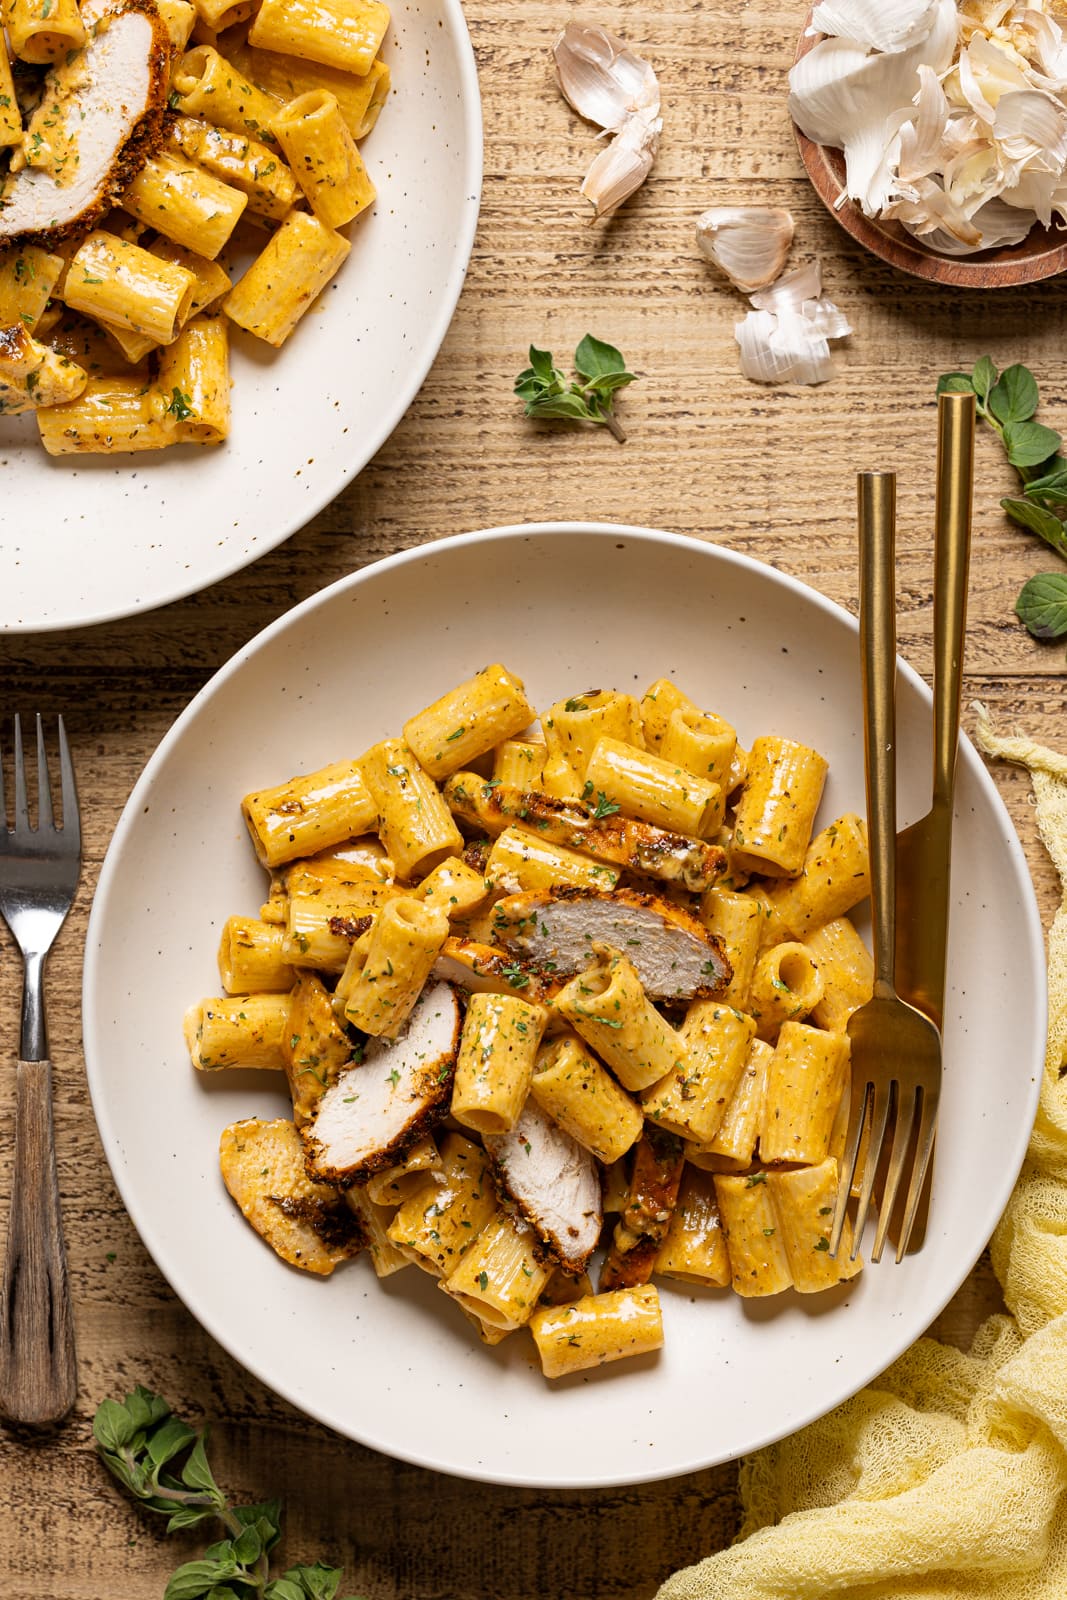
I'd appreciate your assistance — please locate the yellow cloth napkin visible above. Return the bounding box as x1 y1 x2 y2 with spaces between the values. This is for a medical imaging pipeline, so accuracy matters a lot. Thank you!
658 707 1067 1600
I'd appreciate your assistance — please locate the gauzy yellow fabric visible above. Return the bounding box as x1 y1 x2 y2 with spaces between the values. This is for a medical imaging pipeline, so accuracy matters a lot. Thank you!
657 706 1067 1600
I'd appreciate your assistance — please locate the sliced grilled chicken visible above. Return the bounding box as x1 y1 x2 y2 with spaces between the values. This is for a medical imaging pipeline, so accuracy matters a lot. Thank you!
432 937 563 1006
0 0 169 249
219 1118 363 1276
283 971 357 1127
599 1128 685 1291
490 886 731 1001
485 1097 602 1274
303 981 460 1185
486 788 726 893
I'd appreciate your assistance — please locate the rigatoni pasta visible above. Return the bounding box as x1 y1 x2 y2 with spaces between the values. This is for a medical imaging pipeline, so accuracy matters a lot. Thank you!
187 663 876 1380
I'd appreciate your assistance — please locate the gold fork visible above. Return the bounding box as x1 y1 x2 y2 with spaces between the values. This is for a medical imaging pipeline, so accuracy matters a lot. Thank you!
830 473 942 1265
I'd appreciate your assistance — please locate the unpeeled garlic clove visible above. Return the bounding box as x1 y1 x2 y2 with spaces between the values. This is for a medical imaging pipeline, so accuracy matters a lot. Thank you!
553 22 662 220
695 205 795 292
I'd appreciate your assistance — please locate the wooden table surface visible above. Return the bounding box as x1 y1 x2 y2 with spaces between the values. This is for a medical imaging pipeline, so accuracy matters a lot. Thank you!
1 4 1063 1596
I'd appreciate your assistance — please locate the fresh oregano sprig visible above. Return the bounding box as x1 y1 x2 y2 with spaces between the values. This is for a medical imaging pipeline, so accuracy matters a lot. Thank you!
93 1386 361 1600
514 335 636 442
937 360 1067 653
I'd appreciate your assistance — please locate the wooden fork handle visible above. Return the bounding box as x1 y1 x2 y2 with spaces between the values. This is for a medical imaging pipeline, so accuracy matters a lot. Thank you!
0 1060 77 1426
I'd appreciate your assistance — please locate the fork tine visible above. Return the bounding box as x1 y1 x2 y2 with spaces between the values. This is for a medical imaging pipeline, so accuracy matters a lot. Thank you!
57 715 79 844
851 1080 893 1261
871 1084 918 1263
896 1087 938 1262
829 1080 868 1257
35 714 54 832
12 713 29 833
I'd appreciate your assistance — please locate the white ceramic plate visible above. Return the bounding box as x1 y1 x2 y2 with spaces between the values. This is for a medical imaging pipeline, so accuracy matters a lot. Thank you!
83 524 1045 1488
0 1 481 634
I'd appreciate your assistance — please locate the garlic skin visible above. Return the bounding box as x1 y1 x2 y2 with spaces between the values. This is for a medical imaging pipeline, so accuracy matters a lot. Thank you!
695 205 795 291
553 23 662 221
735 259 852 386
791 0 1067 255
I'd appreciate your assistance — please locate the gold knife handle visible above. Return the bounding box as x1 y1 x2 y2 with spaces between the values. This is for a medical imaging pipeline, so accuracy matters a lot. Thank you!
933 391 975 806
858 471 898 996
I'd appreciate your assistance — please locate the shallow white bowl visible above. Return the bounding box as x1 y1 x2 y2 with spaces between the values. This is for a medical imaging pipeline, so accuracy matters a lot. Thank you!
0 0 482 633
83 523 1045 1488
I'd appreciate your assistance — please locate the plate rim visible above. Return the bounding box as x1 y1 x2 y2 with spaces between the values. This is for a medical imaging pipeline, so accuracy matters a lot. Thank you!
4 0 484 636
82 521 1048 1486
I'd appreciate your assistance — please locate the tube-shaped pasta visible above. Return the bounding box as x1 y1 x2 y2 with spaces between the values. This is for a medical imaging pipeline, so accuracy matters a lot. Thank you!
289 838 396 889
639 677 696 750
227 38 390 139
698 887 762 1010
184 993 290 1071
0 35 21 146
688 1037 773 1169
344 1188 411 1277
282 971 354 1123
147 242 230 320
193 0 252 32
0 246 63 328
282 887 385 973
167 116 298 220
403 665 534 781
528 1284 663 1378
555 945 686 1093
387 1133 496 1276
808 916 874 1033
484 826 619 895
0 324 86 414
171 46 280 144
413 855 490 919
122 154 248 260
492 739 546 789
541 690 645 790
154 316 230 445
155 0 196 51
641 1002 756 1144
249 0 390 75
660 706 737 789
583 737 722 839
451 992 548 1134
750 941 825 1038
36 376 171 454
760 1019 850 1166
654 1167 731 1286
217 915 295 994
530 1032 643 1163
361 739 463 880
271 90 375 228
223 208 350 348
243 759 377 868
3 0 84 63
440 1211 549 1330
766 1159 862 1292
763 814 870 938
714 1171 793 1296
364 1136 440 1206
340 895 449 1038
730 736 829 878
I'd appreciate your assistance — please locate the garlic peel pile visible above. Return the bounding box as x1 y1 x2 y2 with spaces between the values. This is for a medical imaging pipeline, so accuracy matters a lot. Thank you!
735 260 852 386
553 23 662 220
790 0 1067 255
695 205 795 291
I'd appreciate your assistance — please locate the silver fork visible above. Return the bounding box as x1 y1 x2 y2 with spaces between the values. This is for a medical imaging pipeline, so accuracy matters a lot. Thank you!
0 715 80 1425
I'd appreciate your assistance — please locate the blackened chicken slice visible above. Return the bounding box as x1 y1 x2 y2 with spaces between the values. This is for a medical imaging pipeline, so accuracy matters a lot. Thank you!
303 981 460 1185
0 0 169 249
490 886 731 1001
485 1097 602 1274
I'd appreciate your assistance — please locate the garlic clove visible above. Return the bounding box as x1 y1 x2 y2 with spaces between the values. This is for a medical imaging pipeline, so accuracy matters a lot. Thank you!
553 23 660 134
993 86 1067 165
809 0 941 55
579 110 660 221
695 205 795 291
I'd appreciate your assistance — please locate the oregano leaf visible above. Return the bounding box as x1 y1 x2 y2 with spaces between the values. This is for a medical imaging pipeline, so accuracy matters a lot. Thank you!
988 363 1040 426
1001 496 1067 559
972 356 998 403
1002 419 1062 470
1015 573 1067 639
936 373 973 395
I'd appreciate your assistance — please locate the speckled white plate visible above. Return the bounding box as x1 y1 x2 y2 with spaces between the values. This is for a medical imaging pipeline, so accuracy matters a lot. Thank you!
83 524 1045 1487
0 0 481 633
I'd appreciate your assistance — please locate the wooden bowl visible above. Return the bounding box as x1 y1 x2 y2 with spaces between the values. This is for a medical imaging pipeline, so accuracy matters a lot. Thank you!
792 23 1067 288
